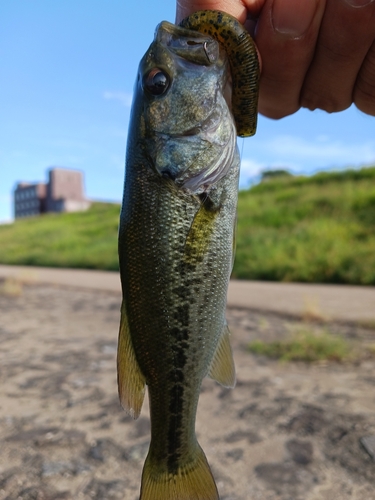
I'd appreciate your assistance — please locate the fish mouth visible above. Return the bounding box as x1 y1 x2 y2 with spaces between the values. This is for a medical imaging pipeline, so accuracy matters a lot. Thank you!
165 107 222 140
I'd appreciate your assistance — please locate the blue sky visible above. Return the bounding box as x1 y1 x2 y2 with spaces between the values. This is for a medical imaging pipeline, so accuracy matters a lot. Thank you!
1 1 374 222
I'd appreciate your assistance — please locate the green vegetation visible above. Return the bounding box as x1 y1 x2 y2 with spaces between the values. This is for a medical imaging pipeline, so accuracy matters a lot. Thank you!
233 166 375 285
0 202 120 270
0 166 374 284
260 169 292 181
248 329 351 362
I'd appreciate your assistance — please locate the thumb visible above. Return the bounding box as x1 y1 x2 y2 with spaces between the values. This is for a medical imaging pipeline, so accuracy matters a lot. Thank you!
176 0 265 24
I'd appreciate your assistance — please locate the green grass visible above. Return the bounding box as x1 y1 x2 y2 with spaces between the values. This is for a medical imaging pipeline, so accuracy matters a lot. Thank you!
0 202 120 270
0 166 375 284
233 166 375 284
248 329 351 362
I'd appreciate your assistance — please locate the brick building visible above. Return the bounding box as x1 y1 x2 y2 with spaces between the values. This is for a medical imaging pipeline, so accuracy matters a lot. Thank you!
14 167 90 219
14 182 47 218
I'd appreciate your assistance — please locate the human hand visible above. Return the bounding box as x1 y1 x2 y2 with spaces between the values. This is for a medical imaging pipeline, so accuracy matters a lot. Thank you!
176 0 375 119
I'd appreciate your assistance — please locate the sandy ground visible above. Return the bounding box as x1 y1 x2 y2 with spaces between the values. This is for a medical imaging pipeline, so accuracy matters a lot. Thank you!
1 265 375 323
1 280 375 500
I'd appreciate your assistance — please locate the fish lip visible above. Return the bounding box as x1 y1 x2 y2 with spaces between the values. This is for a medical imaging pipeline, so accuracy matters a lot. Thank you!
156 108 222 140
166 127 200 139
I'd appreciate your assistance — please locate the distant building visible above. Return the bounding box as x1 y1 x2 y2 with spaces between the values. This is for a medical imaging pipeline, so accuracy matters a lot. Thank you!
14 167 91 219
14 182 47 218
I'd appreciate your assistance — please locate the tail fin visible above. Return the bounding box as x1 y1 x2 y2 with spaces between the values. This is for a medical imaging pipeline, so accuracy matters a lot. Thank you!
140 445 219 500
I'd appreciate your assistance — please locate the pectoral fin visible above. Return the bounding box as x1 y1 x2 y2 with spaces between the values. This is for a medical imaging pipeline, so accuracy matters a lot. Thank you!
117 300 146 419
207 325 236 388
183 195 220 266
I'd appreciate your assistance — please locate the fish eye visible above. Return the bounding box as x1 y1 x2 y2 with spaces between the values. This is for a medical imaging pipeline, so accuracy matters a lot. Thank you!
143 68 170 96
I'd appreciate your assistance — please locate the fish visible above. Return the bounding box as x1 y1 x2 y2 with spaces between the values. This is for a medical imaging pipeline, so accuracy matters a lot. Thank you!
117 11 259 500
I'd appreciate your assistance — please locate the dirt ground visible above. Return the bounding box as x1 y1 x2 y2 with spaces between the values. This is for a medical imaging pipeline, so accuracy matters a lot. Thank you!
1 281 375 500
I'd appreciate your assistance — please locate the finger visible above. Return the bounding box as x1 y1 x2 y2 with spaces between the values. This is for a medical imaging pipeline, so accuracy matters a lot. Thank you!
301 0 375 113
177 0 247 23
354 38 375 115
254 0 327 119
176 0 265 25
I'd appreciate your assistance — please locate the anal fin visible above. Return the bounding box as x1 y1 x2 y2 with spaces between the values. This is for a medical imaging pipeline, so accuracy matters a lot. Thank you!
207 325 236 388
117 300 146 419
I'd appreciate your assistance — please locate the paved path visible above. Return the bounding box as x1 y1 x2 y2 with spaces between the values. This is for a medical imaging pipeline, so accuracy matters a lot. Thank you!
0 264 374 323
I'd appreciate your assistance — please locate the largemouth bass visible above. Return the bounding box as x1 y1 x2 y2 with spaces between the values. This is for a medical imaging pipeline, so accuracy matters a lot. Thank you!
117 12 259 500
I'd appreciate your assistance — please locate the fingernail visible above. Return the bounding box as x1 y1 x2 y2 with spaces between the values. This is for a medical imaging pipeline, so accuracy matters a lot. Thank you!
272 0 319 37
345 0 374 7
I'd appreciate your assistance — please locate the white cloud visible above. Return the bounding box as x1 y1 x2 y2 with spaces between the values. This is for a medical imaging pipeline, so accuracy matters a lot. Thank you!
239 158 266 186
103 91 133 107
238 157 298 187
241 133 375 179
265 135 375 165
239 133 375 185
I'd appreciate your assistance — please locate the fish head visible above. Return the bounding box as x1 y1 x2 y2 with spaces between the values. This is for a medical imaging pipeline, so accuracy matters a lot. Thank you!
132 21 238 193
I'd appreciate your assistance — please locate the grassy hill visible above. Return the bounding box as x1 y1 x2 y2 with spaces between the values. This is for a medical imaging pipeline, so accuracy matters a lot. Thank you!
0 166 374 284
234 166 375 285
0 202 120 270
